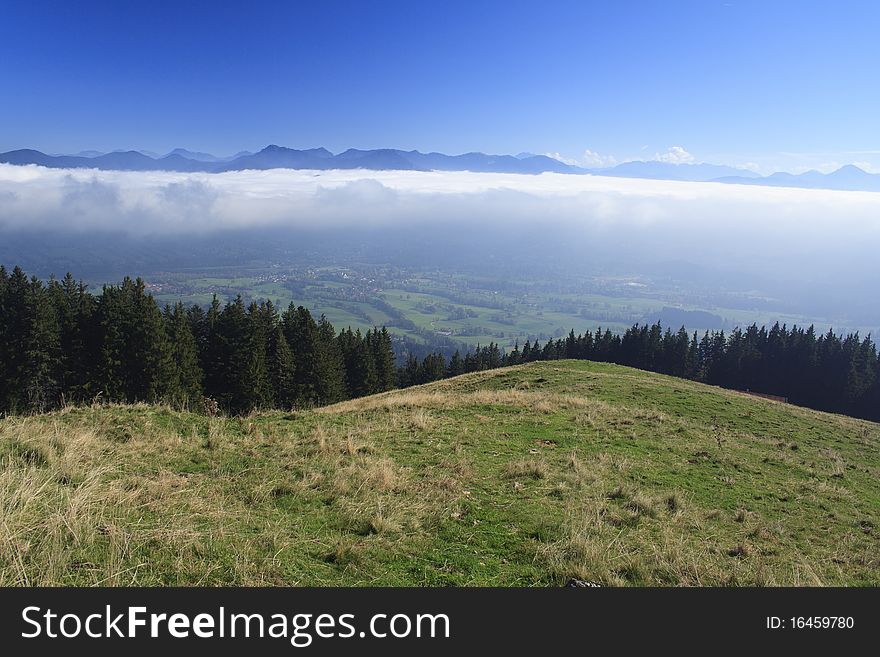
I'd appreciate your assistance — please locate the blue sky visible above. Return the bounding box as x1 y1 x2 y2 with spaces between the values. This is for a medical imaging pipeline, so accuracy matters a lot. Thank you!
2 0 879 173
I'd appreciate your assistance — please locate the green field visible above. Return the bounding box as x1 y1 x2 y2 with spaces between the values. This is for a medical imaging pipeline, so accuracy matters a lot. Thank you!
2 361 877 586
136 263 874 354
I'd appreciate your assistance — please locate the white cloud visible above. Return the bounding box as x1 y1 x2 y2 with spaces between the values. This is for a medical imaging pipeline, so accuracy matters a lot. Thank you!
653 146 695 164
1 164 879 276
544 152 581 166
582 149 618 168
545 149 617 168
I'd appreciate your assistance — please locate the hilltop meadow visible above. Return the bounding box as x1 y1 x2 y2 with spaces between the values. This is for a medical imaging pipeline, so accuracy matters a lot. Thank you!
2 361 877 587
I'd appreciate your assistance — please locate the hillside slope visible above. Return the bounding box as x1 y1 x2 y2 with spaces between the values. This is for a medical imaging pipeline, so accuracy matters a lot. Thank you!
1 361 877 586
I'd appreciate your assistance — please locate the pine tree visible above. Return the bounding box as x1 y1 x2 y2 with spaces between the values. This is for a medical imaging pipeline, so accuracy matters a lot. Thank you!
49 273 96 404
507 341 521 366
186 303 209 370
371 327 397 392
447 350 464 377
343 329 378 396
419 353 446 383
0 267 31 410
0 266 8 409
23 275 62 412
282 305 322 407
165 302 203 409
267 325 296 408
315 315 347 404
97 278 173 402
400 352 420 387
209 295 250 412
243 301 273 411
685 331 699 379
201 296 224 402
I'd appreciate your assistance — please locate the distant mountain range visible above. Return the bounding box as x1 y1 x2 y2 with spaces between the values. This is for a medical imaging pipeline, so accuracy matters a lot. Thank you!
714 164 880 192
593 160 762 182
0 145 582 175
2 145 879 191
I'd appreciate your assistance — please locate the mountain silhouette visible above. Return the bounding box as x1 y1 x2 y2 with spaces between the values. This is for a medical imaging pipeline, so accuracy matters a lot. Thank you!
3 146 879 191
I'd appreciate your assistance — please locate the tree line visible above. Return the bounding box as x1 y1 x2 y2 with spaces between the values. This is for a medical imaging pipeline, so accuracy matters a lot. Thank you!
2 266 878 422
404 323 880 422
0 267 395 414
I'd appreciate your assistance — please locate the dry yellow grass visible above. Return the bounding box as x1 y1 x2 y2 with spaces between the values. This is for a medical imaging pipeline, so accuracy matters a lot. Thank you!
319 388 617 416
0 408 469 585
0 422 131 585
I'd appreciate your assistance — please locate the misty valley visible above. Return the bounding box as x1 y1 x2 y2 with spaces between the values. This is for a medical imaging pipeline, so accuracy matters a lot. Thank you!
3 224 877 360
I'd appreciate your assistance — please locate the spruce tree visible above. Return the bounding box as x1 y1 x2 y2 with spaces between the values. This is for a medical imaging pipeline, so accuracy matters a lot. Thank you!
0 266 8 409
419 353 446 383
371 327 397 392
282 305 321 407
400 352 420 387
344 329 378 397
165 302 203 409
49 273 96 404
315 315 347 404
267 324 296 408
0 267 31 410
447 350 464 377
507 341 521 366
201 296 224 402
97 277 175 404
243 301 273 411
209 295 250 412
23 275 62 412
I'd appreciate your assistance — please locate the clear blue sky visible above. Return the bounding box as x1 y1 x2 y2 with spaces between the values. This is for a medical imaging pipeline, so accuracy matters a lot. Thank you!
2 0 879 172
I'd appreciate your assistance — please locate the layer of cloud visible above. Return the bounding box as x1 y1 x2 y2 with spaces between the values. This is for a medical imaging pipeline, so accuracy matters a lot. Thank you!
1 163 879 269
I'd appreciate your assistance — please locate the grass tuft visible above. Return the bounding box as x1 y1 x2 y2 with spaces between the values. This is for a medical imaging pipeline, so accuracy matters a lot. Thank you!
505 458 548 480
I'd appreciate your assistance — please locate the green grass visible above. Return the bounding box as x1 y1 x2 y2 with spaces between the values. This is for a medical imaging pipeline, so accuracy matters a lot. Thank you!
2 361 877 586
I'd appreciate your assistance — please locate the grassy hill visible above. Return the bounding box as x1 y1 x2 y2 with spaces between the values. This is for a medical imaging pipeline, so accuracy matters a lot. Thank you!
1 361 877 586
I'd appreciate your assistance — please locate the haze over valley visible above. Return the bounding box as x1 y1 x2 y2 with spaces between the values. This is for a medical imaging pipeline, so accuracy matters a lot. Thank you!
2 159 879 352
